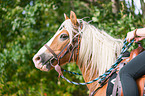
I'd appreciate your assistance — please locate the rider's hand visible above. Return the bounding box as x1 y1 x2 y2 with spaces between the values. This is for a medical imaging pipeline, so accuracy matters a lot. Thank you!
126 29 145 42
126 30 136 42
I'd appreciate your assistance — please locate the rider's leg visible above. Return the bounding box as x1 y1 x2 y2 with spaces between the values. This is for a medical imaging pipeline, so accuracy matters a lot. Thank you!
119 51 145 96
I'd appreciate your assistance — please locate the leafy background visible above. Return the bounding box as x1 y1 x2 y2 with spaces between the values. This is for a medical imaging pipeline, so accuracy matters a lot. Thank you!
0 0 144 96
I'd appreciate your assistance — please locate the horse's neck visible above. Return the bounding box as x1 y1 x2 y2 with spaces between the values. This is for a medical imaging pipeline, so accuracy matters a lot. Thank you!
76 62 99 93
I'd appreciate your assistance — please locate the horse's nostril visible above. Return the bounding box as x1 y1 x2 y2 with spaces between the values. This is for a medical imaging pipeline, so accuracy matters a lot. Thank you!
34 56 42 63
36 56 41 61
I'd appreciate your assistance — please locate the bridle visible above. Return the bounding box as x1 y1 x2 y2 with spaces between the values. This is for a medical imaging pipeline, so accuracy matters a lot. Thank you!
43 19 83 76
44 34 81 77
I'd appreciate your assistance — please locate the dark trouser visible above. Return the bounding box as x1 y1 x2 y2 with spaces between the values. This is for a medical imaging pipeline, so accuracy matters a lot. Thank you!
119 51 145 96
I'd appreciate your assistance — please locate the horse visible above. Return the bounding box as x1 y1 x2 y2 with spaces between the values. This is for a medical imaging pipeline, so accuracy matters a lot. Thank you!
33 11 145 96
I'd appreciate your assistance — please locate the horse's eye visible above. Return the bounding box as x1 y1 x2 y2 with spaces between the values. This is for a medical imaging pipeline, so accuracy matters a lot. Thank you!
60 34 69 41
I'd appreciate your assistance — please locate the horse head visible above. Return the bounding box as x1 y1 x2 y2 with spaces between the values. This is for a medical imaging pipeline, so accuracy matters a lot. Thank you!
33 11 82 72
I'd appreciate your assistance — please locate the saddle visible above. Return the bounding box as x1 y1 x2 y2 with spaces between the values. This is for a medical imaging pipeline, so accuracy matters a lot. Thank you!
107 42 145 96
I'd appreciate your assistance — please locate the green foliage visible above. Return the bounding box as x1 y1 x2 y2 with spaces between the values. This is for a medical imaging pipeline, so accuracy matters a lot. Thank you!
91 1 144 39
1 0 88 95
0 0 144 96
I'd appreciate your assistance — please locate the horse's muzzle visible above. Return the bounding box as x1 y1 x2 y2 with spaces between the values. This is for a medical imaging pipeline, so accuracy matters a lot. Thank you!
32 53 53 71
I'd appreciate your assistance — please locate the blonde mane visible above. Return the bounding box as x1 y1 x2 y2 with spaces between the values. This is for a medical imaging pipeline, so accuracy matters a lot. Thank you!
61 19 123 80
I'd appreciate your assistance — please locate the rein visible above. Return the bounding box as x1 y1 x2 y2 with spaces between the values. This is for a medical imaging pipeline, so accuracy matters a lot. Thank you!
60 38 134 96
61 38 134 85
44 35 134 85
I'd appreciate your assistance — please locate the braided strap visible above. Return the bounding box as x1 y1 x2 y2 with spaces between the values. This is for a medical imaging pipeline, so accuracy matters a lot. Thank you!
61 38 134 85
62 68 82 75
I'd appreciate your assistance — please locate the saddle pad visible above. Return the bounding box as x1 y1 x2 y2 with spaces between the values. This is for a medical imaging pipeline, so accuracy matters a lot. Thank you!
106 72 117 96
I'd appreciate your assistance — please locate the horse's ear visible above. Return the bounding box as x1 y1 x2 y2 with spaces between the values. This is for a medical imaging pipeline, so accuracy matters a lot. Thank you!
64 13 69 20
70 11 79 27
